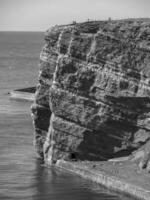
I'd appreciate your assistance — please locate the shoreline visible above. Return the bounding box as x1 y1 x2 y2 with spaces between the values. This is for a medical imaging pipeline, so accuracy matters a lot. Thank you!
56 160 150 200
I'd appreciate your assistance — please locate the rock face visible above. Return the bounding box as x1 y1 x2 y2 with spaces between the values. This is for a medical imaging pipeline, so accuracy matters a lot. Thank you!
31 20 150 169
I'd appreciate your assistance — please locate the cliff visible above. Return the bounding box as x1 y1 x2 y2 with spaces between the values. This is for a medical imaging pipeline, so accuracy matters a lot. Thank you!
31 20 150 171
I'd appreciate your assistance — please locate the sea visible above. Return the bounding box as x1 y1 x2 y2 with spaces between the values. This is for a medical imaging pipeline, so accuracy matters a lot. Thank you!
0 32 133 200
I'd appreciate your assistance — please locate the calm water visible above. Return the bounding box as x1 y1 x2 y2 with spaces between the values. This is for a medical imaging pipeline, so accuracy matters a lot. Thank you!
0 32 132 200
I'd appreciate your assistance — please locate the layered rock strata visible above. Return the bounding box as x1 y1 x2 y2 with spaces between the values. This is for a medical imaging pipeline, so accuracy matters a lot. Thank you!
31 20 150 170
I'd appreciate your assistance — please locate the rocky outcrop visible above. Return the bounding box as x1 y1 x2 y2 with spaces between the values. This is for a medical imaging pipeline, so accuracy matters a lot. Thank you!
31 20 150 171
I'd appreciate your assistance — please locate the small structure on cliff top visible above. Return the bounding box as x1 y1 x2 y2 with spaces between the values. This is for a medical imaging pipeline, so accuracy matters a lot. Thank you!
31 20 150 172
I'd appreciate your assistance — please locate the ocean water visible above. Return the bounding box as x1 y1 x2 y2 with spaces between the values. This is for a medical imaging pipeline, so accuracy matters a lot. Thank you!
0 32 132 200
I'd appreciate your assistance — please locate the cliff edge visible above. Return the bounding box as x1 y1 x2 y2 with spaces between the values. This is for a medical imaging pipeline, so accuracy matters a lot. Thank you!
31 20 150 172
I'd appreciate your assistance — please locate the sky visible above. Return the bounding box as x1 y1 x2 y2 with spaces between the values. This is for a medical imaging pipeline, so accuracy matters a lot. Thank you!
0 0 150 31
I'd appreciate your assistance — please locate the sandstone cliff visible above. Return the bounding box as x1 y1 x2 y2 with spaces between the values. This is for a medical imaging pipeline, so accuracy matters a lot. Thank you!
31 20 150 171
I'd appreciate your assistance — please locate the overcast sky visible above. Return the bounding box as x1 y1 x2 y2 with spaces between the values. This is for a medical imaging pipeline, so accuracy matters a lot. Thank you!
0 0 150 31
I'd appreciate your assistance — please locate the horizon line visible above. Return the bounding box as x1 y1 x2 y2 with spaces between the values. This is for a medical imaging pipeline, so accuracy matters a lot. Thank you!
0 30 44 32
1 17 150 32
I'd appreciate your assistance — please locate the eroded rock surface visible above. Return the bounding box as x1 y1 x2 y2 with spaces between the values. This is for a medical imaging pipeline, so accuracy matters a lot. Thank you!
31 20 150 171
